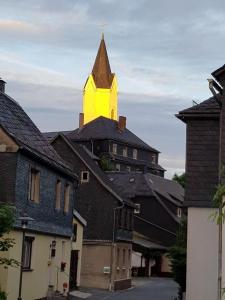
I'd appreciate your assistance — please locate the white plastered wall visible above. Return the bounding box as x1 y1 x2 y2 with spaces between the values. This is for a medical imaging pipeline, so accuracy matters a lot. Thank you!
0 230 72 300
186 207 218 300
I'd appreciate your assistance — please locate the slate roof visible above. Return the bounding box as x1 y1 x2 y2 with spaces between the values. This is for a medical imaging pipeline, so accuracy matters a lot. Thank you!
91 36 114 89
107 172 184 205
177 96 221 121
65 116 159 152
0 91 75 178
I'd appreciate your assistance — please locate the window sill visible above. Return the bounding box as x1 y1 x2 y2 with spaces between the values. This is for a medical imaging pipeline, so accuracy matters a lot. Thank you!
22 268 33 272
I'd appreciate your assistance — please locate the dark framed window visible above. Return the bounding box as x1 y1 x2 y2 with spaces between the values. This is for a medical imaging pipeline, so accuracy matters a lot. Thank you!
23 236 34 270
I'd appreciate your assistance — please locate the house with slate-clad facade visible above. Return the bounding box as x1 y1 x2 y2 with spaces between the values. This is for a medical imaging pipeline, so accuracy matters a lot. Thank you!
0 79 82 300
48 133 134 290
44 36 184 289
107 172 183 276
176 63 225 300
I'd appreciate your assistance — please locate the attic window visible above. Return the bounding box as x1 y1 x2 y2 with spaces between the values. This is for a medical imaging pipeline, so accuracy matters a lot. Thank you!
134 203 140 214
123 147 128 157
112 143 117 155
177 208 182 218
115 164 120 171
133 149 137 160
152 154 157 164
81 171 89 183
129 178 135 183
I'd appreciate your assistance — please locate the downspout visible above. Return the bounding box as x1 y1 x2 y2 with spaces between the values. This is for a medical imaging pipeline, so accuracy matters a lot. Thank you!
208 79 223 300
109 201 124 291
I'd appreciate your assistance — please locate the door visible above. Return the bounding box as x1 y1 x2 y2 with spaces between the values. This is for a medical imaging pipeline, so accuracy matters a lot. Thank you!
69 250 79 290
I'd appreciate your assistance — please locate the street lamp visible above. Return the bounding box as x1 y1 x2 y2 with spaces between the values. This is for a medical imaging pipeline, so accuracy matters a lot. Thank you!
17 216 34 300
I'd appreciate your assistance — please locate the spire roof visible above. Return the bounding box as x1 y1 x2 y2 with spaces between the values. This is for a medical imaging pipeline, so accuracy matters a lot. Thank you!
92 36 114 88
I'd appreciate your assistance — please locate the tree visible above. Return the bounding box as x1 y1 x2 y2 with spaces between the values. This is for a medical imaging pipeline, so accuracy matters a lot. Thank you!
99 155 114 171
173 173 186 188
168 219 187 299
0 204 18 267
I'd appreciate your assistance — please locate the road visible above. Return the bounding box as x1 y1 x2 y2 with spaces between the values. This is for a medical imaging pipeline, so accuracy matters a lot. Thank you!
70 278 179 300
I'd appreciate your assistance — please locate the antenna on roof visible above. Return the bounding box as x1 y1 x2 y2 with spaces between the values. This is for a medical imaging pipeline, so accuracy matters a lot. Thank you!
192 100 198 106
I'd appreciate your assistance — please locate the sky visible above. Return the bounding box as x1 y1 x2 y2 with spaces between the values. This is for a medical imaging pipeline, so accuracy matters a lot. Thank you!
1 0 225 178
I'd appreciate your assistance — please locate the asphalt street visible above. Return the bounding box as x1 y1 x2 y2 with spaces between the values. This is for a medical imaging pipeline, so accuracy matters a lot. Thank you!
70 278 179 300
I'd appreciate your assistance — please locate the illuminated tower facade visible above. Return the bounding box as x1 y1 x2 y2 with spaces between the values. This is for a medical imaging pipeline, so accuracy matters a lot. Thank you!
83 36 118 125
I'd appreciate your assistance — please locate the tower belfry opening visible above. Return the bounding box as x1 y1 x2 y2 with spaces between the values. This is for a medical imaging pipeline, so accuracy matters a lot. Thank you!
82 36 118 125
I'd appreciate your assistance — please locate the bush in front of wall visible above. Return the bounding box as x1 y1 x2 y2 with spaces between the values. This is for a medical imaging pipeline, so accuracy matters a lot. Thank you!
0 290 7 300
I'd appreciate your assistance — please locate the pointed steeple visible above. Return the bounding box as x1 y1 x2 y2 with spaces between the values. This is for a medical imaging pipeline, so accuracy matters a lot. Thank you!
92 36 114 89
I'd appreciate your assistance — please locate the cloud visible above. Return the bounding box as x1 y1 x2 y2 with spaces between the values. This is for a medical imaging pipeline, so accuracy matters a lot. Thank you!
1 0 224 178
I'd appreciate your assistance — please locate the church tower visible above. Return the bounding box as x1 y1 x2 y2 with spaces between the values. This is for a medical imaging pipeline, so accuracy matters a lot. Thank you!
82 36 118 125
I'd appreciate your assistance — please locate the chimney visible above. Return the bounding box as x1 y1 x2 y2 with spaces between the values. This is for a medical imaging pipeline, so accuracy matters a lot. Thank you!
118 116 126 131
0 78 6 93
79 113 84 129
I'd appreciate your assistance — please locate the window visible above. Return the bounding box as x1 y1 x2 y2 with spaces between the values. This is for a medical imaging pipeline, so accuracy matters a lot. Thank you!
29 168 40 203
81 171 89 183
126 166 131 172
112 143 117 155
123 147 128 157
123 249 126 265
23 236 34 270
177 208 182 218
73 223 77 242
55 180 61 210
117 248 120 266
115 164 120 171
134 203 140 214
152 154 157 164
64 184 70 213
133 149 137 160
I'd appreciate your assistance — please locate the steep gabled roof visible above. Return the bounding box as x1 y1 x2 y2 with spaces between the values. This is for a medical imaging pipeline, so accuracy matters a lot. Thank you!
107 172 184 222
0 91 75 178
51 133 135 208
91 37 114 88
65 116 159 152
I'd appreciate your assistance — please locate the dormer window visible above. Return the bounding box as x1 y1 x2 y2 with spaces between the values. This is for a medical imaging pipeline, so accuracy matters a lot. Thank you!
177 208 182 218
112 143 117 155
134 203 140 214
133 149 137 160
123 147 128 157
115 164 121 171
81 171 89 183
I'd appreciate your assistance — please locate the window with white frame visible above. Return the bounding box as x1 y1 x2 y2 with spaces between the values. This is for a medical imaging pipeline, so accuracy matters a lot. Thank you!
177 208 182 218
81 171 89 183
134 203 141 214
152 154 157 164
133 149 138 160
112 143 117 155
115 164 121 171
123 147 128 157
126 166 131 172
